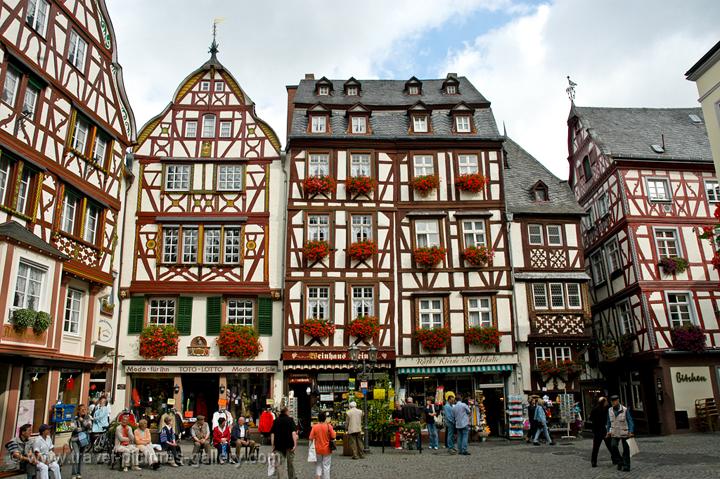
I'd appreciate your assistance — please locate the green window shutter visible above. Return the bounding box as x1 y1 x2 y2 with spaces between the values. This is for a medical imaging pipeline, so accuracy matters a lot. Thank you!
206 296 222 335
176 296 193 335
127 296 145 334
257 297 273 336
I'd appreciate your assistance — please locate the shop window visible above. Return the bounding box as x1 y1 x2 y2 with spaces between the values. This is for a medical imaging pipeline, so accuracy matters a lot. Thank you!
63 288 83 335
149 298 176 325
165 164 191 191
26 0 50 36
217 165 243 191
227 299 254 326
413 155 434 176
418 298 443 329
185 120 197 138
21 367 49 433
351 215 372 242
528 224 543 245
68 30 87 71
566 283 582 309
203 228 220 264
546 225 562 246
307 286 330 320
532 283 547 309
13 260 45 311
182 227 198 263
415 219 440 248
59 370 81 405
458 154 478 174
308 153 330 176
352 286 374 318
535 347 551 365
554 346 572 362
308 215 329 242
350 153 371 177
654 228 680 258
467 297 492 328
617 301 634 334
462 220 486 247
202 114 216 138
667 292 694 327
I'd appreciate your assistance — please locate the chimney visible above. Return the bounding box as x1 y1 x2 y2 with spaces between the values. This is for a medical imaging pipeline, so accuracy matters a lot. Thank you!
447 72 457 78
304 73 315 80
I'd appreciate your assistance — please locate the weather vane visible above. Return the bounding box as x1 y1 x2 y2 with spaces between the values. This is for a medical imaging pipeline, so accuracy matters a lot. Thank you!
209 17 224 56
566 76 577 101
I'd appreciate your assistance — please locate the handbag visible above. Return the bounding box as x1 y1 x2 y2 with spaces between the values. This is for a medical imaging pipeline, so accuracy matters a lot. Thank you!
307 439 317 462
267 452 277 477
626 437 640 457
327 424 336 451
77 431 90 448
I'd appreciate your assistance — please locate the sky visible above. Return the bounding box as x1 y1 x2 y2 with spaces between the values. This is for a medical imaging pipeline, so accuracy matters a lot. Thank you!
105 0 719 179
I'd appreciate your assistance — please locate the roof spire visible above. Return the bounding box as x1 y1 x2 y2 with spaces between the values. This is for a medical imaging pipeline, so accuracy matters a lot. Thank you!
566 75 577 102
209 18 224 57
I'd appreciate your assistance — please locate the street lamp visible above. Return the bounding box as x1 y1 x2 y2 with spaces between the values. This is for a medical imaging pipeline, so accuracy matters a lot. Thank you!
349 343 378 452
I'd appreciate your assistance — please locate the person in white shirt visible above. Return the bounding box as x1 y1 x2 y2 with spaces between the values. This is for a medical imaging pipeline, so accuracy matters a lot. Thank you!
212 405 233 430
33 424 61 479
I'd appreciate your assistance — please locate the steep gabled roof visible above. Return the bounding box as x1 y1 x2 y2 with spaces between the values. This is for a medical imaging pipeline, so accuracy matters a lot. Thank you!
0 221 68 259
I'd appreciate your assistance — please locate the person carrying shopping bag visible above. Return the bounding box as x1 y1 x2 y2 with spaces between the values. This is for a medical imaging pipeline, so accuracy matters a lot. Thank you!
309 412 336 479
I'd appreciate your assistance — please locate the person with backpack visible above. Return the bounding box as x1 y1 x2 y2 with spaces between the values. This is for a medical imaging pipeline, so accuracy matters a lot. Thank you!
70 404 92 479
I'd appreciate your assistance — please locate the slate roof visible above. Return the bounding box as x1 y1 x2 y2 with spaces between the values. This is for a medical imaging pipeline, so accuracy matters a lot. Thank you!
503 138 584 215
570 106 712 162
0 221 67 259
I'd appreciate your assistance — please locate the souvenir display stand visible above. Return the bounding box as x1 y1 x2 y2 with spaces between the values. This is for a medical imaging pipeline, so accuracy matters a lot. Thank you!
507 395 526 439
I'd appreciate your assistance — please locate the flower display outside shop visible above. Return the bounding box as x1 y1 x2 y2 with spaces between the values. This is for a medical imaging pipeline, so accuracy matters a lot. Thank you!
139 325 179 359
303 240 330 262
10 309 51 334
346 176 376 196
698 206 720 271
410 174 440 196
302 318 336 339
33 312 51 334
658 256 689 275
303 175 336 196
347 315 380 340
347 240 378 261
671 324 706 353
413 246 446 269
415 326 451 351
464 326 501 348
217 325 262 359
455 173 489 193
462 245 494 267
537 359 581 378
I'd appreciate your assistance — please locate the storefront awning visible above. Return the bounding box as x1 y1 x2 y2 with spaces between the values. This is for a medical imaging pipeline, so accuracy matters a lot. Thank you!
398 364 514 375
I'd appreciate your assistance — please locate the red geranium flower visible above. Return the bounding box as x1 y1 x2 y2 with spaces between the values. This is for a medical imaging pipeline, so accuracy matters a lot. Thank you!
303 176 336 197
346 176 376 196
139 325 179 359
463 245 494 267
413 246 446 269
455 173 489 193
410 175 440 196
303 240 330 262
464 326 500 347
217 325 262 359
347 240 377 261
303 319 336 339
415 327 450 351
347 316 380 340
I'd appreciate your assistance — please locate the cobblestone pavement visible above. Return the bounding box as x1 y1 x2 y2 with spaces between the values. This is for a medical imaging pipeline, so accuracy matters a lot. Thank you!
22 432 720 479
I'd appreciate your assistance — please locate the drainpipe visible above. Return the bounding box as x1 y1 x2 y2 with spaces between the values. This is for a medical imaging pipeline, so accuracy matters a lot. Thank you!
278 149 289 398
505 210 522 396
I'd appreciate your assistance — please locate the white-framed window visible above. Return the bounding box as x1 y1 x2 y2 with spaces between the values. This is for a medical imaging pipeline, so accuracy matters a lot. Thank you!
0 157 9 203
26 0 50 36
68 30 87 71
22 85 39 118
408 85 420 95
149 298 176 325
467 297 492 328
308 215 329 242
617 301 634 334
655 228 680 258
162 227 178 263
83 203 99 244
219 121 232 138
63 288 82 335
457 154 479 174
214 81 225 92
13 261 45 310
202 114 216 138
535 346 552 365
462 220 486 247
532 283 548 309
352 286 374 318
227 299 254 326
549 283 565 309
307 286 330 320
566 283 582 308
667 292 694 327
200 81 210 92
704 180 719 203
351 215 372 242
61 192 79 235
92 135 107 164
223 227 241 263
412 115 428 133
346 86 358 96
185 120 197 137
647 178 671 202
203 228 220 264
413 155 434 176
308 154 329 176
318 85 330 96
351 116 367 134
555 346 572 362
418 298 443 329
455 115 471 133
165 164 191 191
217 165 243 191
546 225 562 246
415 219 439 247
2 68 20 106
590 251 607 285
182 227 198 263
16 168 32 214
350 153 371 177
630 379 643 411
311 115 327 133
445 84 457 94
72 118 89 154
582 208 594 230
597 193 609 217
528 224 543 245
606 239 621 272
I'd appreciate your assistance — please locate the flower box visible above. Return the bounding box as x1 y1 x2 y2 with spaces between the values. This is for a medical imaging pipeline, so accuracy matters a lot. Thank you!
217 325 262 359
303 175 336 197
410 175 439 196
303 240 330 263
413 246 446 269
347 316 380 340
302 319 336 339
462 245 494 267
10 308 51 334
670 324 706 353
139 325 179 359
658 256 688 275
415 327 450 351
455 173 489 193
347 240 377 261
464 326 500 348
346 176 376 196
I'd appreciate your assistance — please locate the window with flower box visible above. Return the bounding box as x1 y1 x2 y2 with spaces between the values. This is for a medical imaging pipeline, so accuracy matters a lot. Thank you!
149 298 176 325
413 155 434 176
26 0 50 36
308 154 329 176
535 347 552 365
13 260 45 311
555 346 572 362
350 154 371 176
227 299 254 326
655 228 680 257
308 215 329 242
419 298 443 329
467 297 492 327
458 154 479 174
667 292 694 327
415 219 440 247
352 287 374 317
462 220 486 247
217 165 243 191
351 215 372 242
308 287 330 319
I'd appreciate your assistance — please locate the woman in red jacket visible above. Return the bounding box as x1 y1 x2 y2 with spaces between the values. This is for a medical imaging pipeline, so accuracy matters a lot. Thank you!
258 408 275 444
212 417 231 464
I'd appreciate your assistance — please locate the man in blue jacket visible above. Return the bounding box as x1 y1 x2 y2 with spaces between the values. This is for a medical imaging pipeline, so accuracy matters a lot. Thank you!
443 394 456 452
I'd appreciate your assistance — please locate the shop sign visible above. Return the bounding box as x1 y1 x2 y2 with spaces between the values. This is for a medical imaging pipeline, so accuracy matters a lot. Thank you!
282 350 396 361
125 364 277 374
670 366 713 417
395 354 517 368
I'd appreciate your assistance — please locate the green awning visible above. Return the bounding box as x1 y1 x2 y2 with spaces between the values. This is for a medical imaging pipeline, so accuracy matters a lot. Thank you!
397 364 514 375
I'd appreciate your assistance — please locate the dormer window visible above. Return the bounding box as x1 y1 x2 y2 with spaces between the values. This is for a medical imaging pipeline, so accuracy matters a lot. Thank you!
446 84 457 94
532 181 549 201
351 116 367 134
318 85 330 96
455 115 471 133
442 74 460 95
412 115 428 133
408 86 419 95
311 115 327 133
315 77 333 97
346 86 358 96
405 77 423 96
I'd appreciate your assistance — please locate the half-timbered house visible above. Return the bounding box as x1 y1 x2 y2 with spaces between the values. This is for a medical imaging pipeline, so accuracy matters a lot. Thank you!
0 0 135 449
115 44 284 421
568 106 720 433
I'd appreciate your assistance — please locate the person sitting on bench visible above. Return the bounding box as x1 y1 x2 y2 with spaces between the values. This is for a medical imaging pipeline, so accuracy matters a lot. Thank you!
5 423 35 478
231 416 257 462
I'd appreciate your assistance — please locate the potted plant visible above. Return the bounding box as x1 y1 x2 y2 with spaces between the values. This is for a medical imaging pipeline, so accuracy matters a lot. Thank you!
11 309 37 331
558 359 582 376
658 256 689 275
413 246 446 269
347 240 377 261
415 327 450 351
217 325 262 359
302 319 336 339
410 175 439 196
698 213 720 272
536 360 563 378
303 175 336 196
139 325 179 359
347 315 380 340
346 176 376 196
33 311 51 335
670 324 706 353
303 240 330 262
462 245 494 267
455 173 489 193
464 326 501 348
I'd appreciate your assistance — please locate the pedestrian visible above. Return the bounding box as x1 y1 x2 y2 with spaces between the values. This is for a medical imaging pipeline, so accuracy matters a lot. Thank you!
606 395 634 472
134 419 160 469
115 415 141 472
345 401 364 459
526 396 538 443
453 395 471 455
309 411 336 479
33 424 62 479
160 415 183 467
190 415 212 465
5 423 35 478
70 404 92 479
270 406 298 479
391 403 403 450
91 396 111 433
589 397 616 467
425 397 439 450
259 407 276 445
532 400 555 446
212 416 231 464
443 393 456 451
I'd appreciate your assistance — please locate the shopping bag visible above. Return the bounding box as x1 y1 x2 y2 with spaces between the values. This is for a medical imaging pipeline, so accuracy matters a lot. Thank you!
308 440 317 462
267 452 277 476
627 437 639 457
